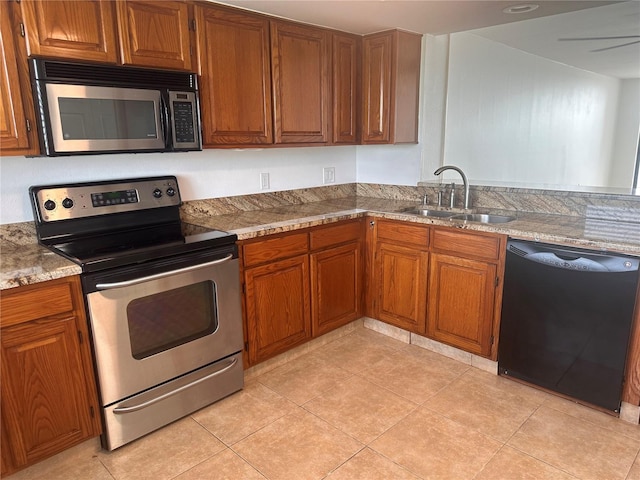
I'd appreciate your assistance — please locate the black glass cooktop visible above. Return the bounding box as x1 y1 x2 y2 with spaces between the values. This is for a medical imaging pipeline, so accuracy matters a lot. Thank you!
44 221 236 272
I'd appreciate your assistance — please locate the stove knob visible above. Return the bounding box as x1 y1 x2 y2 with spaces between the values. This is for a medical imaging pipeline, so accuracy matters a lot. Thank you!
62 198 74 209
153 188 163 198
44 200 56 211
166 187 176 197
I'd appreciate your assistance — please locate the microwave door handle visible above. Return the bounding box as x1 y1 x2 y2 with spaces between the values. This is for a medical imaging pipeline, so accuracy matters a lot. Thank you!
95 254 233 290
160 94 171 149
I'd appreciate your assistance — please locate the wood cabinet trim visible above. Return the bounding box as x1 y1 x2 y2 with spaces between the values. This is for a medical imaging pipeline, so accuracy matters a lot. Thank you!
377 219 429 248
431 227 503 262
310 219 363 251
241 231 309 267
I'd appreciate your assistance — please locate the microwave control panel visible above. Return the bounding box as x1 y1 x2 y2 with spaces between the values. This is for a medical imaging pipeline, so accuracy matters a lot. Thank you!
31 176 181 223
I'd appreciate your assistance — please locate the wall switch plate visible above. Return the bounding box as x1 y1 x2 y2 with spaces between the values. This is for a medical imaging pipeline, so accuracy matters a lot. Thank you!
260 172 270 190
323 167 335 184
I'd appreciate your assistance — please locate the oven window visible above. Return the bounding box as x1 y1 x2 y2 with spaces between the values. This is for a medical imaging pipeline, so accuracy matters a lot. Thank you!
127 281 218 359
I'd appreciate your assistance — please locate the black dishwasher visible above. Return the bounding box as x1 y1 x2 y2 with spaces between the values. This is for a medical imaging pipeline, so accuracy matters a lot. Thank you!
498 239 639 413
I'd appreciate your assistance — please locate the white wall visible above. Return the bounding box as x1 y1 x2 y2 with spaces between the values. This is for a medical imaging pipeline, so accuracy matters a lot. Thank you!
0 146 358 224
438 32 631 189
609 79 640 188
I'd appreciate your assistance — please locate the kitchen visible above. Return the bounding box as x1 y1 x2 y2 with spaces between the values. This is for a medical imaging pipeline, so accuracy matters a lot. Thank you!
1 0 640 479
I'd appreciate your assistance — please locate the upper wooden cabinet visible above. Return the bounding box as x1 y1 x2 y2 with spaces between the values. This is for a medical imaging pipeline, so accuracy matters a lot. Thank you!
0 1 37 156
332 32 360 144
362 29 422 144
19 0 118 63
270 21 330 144
116 0 193 71
195 4 273 146
1 276 101 476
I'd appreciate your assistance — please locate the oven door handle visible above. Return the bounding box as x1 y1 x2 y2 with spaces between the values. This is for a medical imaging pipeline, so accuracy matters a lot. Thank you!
112 357 238 414
95 254 234 290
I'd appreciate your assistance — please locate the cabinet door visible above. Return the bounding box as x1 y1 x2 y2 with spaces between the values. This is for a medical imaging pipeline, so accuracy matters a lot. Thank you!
427 253 497 356
196 5 273 145
311 242 362 336
271 21 329 144
0 2 33 155
375 241 429 334
20 0 117 63
116 0 192 71
362 31 393 143
1 316 98 470
332 33 359 144
244 255 311 364
362 30 421 144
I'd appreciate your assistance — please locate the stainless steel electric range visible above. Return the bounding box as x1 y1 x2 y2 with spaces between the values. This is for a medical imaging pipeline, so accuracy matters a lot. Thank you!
30 176 243 450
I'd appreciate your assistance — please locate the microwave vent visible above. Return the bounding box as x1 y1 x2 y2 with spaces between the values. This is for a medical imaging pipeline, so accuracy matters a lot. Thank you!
31 59 196 91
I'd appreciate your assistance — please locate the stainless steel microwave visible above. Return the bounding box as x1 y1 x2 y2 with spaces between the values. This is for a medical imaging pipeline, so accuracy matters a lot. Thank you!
29 59 201 156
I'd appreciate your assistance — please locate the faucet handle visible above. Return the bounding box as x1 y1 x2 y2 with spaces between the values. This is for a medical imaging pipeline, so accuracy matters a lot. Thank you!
422 193 428 205
449 182 456 208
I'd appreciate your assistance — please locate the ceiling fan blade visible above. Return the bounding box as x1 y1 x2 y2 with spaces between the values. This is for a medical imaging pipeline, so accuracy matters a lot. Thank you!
589 40 640 52
559 36 640 41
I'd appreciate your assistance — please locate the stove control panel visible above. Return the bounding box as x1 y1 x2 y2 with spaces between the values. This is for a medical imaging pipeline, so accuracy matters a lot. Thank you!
30 176 182 223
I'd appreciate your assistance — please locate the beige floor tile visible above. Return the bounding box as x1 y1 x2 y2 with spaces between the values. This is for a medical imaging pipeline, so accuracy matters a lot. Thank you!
311 328 408 374
257 350 354 404
304 375 417 443
359 345 469 404
475 446 577 480
627 453 640 480
97 417 225 480
423 369 548 442
369 408 501 479
6 439 112 480
543 394 640 442
191 380 297 445
508 405 640 480
232 409 362 480
326 448 421 480
173 448 266 479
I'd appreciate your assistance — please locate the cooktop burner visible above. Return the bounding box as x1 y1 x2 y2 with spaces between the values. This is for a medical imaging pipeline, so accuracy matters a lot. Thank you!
30 176 237 272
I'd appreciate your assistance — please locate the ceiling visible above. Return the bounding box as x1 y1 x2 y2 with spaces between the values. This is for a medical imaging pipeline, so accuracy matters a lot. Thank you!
214 0 640 78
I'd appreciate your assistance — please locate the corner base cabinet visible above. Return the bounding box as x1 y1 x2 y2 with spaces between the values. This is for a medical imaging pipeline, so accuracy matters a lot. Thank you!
241 219 364 366
1 276 101 477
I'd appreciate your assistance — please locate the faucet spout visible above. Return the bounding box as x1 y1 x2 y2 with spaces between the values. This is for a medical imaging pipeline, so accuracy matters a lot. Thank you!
434 165 470 210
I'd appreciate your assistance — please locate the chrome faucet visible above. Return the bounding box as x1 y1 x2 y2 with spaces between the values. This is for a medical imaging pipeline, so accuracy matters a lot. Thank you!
434 165 470 210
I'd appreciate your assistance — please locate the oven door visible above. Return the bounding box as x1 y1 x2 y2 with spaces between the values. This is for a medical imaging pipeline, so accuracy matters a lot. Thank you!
84 249 242 407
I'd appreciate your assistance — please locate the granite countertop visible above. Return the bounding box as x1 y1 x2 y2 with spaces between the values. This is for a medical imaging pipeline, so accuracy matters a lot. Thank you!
2 196 640 290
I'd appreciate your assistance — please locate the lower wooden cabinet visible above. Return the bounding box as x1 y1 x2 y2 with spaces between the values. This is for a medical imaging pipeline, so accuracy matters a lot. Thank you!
241 219 363 366
427 253 498 356
244 254 311 364
373 219 429 334
310 220 363 336
426 228 506 358
0 276 101 476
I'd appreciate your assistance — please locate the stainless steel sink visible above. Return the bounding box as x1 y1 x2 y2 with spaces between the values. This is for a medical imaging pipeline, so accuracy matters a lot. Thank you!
403 207 455 218
449 213 515 224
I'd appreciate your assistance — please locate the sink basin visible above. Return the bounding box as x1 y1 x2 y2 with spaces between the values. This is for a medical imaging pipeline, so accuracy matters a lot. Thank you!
449 213 515 224
403 208 455 218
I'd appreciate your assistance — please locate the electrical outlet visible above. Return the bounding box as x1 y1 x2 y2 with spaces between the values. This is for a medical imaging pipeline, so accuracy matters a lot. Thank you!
323 167 335 184
260 172 270 190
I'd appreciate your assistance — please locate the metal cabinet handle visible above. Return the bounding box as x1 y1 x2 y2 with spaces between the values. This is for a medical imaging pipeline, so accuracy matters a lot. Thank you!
95 254 233 290
113 357 238 414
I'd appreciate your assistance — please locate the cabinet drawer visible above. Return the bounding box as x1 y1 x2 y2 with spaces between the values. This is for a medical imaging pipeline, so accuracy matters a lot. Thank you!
431 228 502 261
310 220 362 250
377 219 429 248
242 232 309 267
1 279 75 327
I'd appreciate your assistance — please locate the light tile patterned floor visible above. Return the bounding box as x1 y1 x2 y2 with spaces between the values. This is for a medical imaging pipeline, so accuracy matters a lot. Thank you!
9 324 640 480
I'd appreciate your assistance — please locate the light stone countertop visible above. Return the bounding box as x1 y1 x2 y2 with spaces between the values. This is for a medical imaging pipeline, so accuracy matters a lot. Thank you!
2 196 640 290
